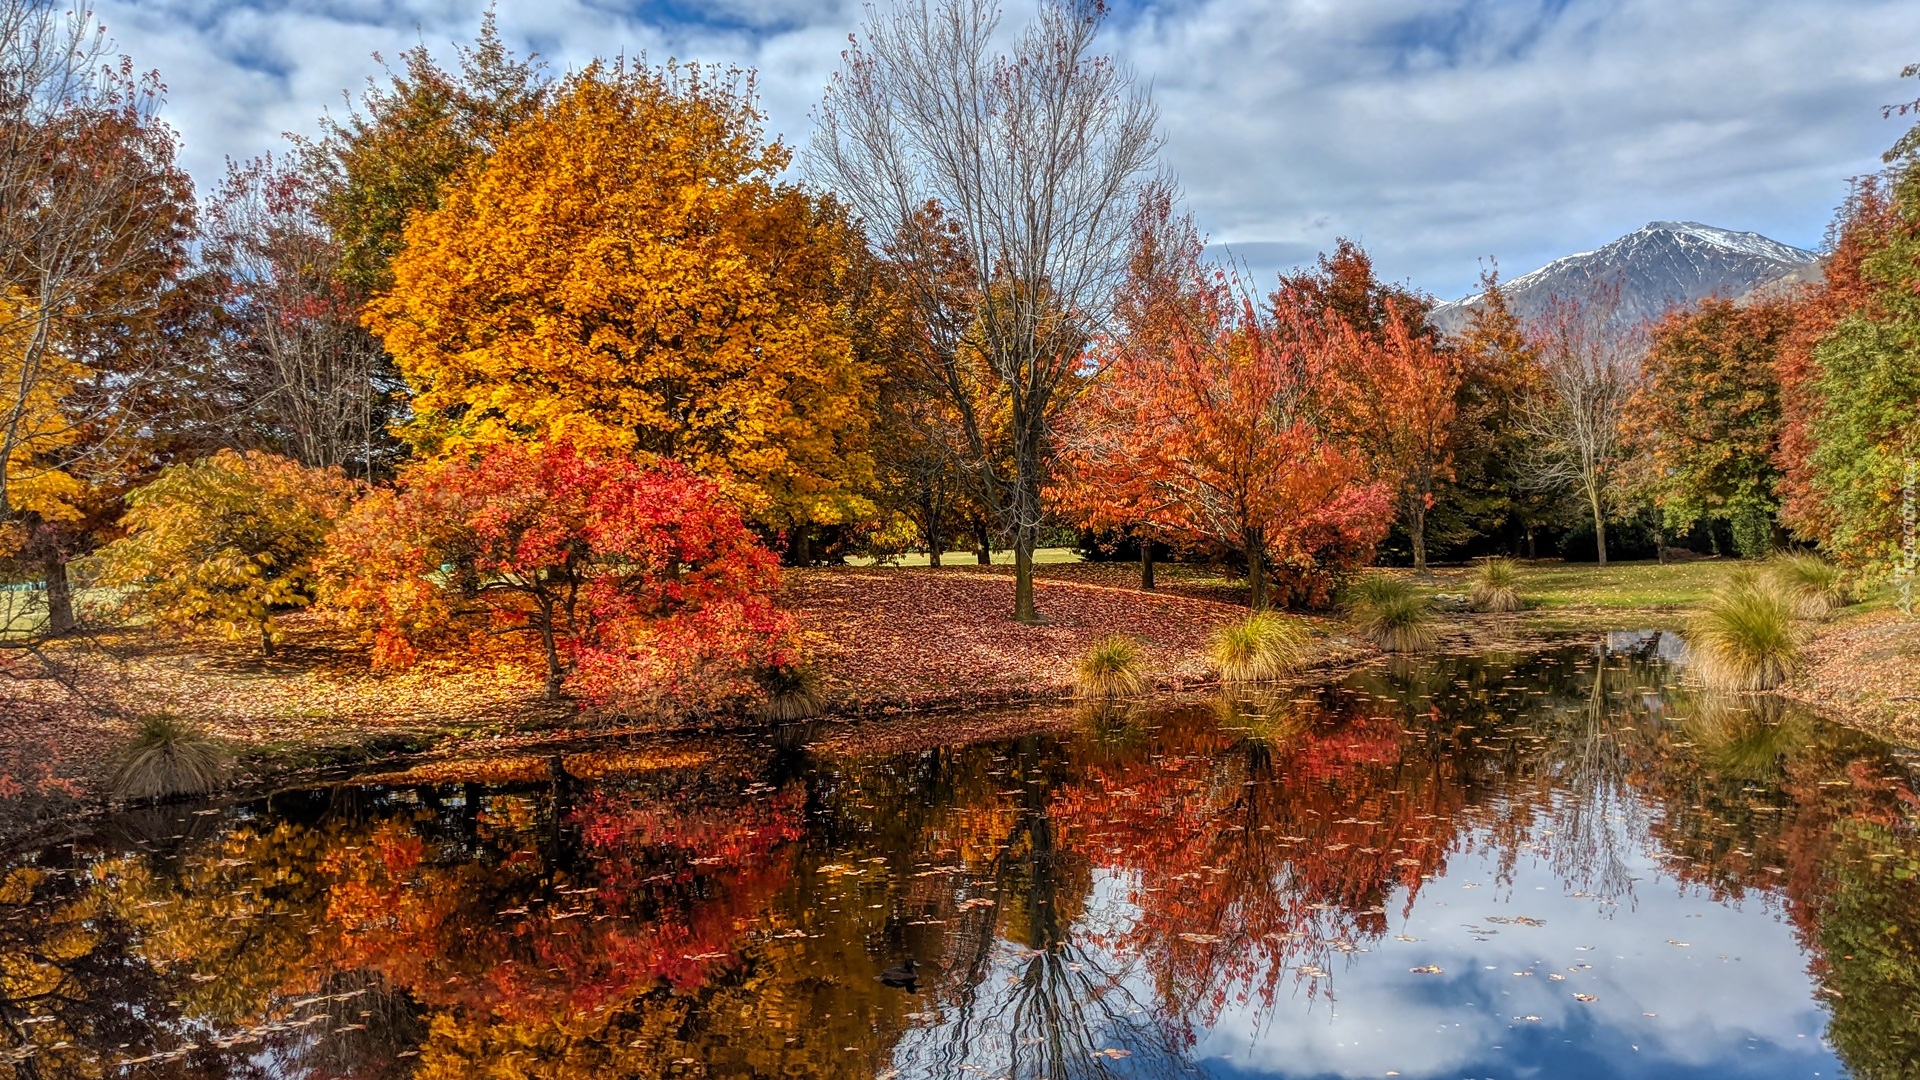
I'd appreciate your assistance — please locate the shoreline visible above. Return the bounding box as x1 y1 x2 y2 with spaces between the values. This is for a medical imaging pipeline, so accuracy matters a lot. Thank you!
5 561 1915 851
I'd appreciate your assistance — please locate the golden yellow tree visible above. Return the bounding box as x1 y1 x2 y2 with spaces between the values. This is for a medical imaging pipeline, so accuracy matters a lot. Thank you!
368 61 876 534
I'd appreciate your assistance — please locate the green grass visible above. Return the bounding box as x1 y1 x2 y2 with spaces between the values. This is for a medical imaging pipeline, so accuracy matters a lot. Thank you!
1208 612 1310 682
1075 635 1151 698
1496 560 1743 610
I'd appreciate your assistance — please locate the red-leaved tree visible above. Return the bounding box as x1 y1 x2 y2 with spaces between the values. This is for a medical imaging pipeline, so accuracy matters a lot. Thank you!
1323 300 1461 575
1059 200 1392 609
326 442 789 711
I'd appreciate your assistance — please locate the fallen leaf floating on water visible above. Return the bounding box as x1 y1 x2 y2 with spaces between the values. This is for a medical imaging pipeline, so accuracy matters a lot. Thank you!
1573 993 1598 1002
1095 1049 1132 1060
1177 933 1223 944
1410 964 1444 974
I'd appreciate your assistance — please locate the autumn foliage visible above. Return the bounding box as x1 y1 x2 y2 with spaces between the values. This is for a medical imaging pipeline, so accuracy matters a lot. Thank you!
1059 202 1391 609
89 450 359 654
326 441 788 711
366 61 876 532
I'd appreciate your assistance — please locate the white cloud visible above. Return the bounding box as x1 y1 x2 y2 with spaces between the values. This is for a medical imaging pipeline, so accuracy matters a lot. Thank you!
96 0 1920 298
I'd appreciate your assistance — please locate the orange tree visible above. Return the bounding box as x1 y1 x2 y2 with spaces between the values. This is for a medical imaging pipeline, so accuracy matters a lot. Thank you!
1323 299 1461 575
366 61 877 539
325 441 788 710
1058 203 1391 610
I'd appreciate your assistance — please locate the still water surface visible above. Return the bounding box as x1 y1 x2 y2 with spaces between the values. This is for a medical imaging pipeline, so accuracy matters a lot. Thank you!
2 637 1917 1079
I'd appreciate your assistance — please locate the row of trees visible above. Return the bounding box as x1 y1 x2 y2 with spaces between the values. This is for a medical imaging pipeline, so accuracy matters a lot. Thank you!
3 0 1915 702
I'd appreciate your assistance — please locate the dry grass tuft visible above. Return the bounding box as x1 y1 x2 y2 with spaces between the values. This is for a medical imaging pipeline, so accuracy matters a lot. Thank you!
1765 552 1849 620
1469 557 1523 613
1075 635 1151 699
1208 613 1310 683
112 713 227 801
1345 575 1437 652
1687 580 1800 691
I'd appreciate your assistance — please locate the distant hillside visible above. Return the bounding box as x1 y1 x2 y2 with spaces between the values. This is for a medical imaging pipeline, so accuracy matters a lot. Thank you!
1431 221 1820 335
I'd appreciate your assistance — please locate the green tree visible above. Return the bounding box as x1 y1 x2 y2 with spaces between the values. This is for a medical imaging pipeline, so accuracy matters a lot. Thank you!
1635 297 1794 558
297 8 549 292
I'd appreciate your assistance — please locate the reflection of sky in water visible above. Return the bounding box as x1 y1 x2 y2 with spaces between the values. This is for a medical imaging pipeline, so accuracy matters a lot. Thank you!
891 814 1843 1080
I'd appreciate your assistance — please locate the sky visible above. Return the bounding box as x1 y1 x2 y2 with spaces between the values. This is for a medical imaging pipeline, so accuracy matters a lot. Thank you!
93 0 1920 300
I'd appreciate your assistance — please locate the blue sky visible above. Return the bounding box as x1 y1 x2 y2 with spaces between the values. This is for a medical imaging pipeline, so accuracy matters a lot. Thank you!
97 0 1920 299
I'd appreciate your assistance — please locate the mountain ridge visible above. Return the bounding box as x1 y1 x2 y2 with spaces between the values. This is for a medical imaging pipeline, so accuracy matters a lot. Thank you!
1430 221 1820 334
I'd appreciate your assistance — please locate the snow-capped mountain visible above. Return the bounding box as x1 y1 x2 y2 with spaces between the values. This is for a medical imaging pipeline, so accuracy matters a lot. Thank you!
1430 221 1820 335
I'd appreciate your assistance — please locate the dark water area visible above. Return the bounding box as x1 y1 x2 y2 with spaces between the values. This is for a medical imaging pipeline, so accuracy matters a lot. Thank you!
3 636 1918 1079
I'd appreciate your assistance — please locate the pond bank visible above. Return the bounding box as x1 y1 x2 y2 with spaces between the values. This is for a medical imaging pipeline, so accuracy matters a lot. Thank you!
5 559 1914 849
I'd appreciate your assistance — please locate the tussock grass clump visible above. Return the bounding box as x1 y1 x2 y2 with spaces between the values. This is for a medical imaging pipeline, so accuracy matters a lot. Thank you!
1687 581 1800 691
1345 575 1437 653
112 714 227 801
1469 557 1523 613
1075 635 1151 699
755 660 825 722
1208 612 1309 683
1765 552 1849 620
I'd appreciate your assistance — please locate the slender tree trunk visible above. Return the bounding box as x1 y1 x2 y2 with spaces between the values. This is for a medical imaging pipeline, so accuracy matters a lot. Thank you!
40 549 73 635
1410 502 1429 578
1526 525 1537 560
1244 530 1268 611
1013 526 1038 622
928 542 942 568
1589 491 1609 567
974 520 992 565
259 624 276 657
537 615 564 700
1653 518 1668 565
1139 537 1155 591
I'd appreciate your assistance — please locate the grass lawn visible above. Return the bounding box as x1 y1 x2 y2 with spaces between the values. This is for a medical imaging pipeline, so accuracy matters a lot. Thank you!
1428 559 1746 611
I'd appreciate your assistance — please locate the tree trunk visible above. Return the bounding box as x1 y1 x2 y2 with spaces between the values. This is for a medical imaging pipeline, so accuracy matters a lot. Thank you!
40 549 73 635
791 524 812 568
1013 527 1038 622
1526 526 1537 560
974 520 992 565
928 542 942 568
1139 537 1155 591
259 624 276 657
538 618 564 700
1653 518 1668 565
1589 493 1609 567
1410 503 1429 578
1244 530 1268 611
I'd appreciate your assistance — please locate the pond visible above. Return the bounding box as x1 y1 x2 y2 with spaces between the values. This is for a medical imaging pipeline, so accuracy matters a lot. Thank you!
2 637 1917 1079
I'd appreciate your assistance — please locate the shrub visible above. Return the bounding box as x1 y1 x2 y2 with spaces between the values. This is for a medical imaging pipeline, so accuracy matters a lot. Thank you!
88 451 359 655
1765 552 1849 620
1345 574 1437 652
1208 612 1309 683
112 714 227 801
1076 635 1150 699
756 659 825 722
1687 581 1799 691
326 442 788 710
1469 557 1523 613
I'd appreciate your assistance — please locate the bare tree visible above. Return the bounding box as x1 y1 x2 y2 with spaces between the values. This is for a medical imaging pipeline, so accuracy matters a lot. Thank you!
1520 288 1644 566
201 155 396 475
810 0 1161 622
